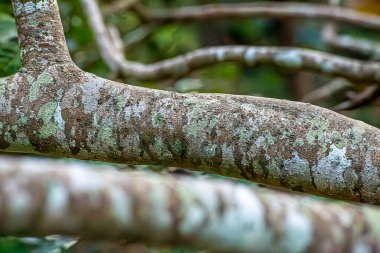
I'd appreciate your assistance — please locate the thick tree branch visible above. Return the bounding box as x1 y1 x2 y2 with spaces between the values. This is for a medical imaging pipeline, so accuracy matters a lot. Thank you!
5 0 380 204
82 0 380 83
1 155 380 253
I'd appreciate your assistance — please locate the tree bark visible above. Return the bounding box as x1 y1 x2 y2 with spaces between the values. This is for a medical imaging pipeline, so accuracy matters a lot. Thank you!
1 155 380 253
3 0 380 204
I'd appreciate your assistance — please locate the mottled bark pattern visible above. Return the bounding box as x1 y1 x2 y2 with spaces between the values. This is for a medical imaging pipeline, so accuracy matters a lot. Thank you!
11 0 71 69
1 156 380 253
3 0 380 205
2 63 380 204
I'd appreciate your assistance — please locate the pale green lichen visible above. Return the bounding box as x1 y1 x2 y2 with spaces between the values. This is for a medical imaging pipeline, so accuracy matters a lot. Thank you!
306 117 329 144
201 143 217 165
294 138 305 147
99 126 117 148
281 129 293 139
29 73 54 102
153 137 172 160
153 111 165 128
331 131 346 149
0 78 6 97
351 126 366 146
6 132 33 153
264 131 276 146
38 102 59 138
172 139 184 156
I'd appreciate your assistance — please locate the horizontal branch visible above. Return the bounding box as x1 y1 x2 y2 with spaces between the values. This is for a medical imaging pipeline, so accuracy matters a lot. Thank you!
146 2 380 31
1 155 380 252
3 63 380 204
82 0 380 82
323 23 380 59
7 0 380 205
116 46 380 82
333 85 380 111
301 78 353 104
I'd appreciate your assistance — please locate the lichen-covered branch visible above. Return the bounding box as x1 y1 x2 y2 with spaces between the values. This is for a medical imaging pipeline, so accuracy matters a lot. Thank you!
2 155 380 253
5 0 380 204
11 0 72 69
81 0 380 82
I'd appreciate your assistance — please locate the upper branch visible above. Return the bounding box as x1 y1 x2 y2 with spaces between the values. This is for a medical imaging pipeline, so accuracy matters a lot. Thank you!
11 0 72 70
146 2 380 31
6 0 380 205
82 0 380 82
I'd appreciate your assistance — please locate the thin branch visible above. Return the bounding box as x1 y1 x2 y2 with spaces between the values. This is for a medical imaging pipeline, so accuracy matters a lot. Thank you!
333 85 380 111
145 2 380 31
123 22 161 51
82 0 380 82
301 78 353 103
116 46 380 82
2 155 380 252
323 23 380 59
102 0 139 16
81 0 125 75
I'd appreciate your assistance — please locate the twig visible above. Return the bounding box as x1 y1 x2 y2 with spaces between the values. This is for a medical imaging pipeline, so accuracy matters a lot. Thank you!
146 2 380 31
301 78 353 103
333 85 380 111
102 0 139 15
81 0 380 82
323 23 380 59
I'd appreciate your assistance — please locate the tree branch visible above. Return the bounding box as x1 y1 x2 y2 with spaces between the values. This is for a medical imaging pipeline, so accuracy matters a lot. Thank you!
11 0 72 70
81 0 380 83
5 0 380 204
333 85 380 111
323 23 380 59
301 78 353 104
145 2 380 31
1 155 380 252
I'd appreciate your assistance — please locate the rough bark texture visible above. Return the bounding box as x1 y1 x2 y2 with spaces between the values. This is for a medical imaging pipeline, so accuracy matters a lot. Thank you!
1 156 380 253
3 0 380 204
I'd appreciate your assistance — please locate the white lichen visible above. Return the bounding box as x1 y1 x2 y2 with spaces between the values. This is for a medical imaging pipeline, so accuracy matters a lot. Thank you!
312 145 352 193
54 103 65 131
279 209 312 253
215 49 226 62
244 48 257 66
13 0 54 16
274 50 303 69
283 152 311 188
45 182 70 219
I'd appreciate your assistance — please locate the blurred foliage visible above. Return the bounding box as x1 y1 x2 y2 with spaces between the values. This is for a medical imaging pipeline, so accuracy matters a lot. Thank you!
0 12 21 76
1 0 380 251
